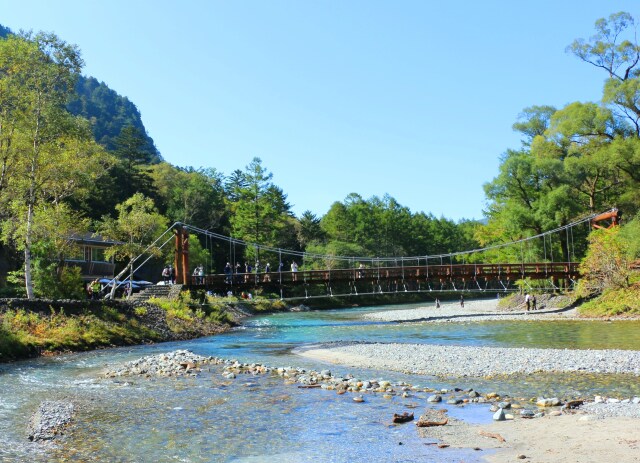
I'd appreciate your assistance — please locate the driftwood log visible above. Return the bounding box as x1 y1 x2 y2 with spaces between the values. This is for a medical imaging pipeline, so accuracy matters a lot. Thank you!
415 417 448 427
392 412 414 423
478 430 506 442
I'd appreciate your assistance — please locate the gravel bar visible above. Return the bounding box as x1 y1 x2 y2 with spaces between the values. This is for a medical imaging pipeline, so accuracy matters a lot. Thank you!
362 299 578 323
297 342 640 377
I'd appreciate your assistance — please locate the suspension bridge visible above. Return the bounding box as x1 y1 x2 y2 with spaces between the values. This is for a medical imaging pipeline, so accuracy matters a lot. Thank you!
118 208 621 300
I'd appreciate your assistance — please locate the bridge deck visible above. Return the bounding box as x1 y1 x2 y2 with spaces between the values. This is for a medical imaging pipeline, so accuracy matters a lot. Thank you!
187 262 579 289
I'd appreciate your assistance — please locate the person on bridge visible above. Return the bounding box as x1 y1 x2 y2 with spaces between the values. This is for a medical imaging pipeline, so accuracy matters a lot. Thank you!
291 261 298 281
192 265 203 284
235 262 242 283
224 262 232 284
263 262 271 282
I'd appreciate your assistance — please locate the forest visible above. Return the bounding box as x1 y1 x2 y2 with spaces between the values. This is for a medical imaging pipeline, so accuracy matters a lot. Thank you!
0 13 638 304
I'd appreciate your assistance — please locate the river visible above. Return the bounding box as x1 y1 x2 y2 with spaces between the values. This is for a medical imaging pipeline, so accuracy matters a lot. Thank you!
1 302 639 462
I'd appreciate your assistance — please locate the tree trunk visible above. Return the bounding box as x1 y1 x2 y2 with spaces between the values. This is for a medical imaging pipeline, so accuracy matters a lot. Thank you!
108 262 131 299
24 203 35 299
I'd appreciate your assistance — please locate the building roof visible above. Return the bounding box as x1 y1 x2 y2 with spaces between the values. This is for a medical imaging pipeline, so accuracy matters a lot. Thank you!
69 232 123 246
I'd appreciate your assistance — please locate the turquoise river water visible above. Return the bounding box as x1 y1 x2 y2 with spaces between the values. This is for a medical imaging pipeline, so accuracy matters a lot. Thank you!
1 302 639 462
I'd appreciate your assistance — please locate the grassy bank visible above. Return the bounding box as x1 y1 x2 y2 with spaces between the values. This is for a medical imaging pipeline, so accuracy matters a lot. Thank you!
0 292 301 363
0 305 163 361
577 281 640 317
0 297 222 363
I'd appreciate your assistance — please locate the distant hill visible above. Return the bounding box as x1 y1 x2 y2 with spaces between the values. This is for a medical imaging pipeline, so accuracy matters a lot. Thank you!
68 76 162 162
0 23 161 163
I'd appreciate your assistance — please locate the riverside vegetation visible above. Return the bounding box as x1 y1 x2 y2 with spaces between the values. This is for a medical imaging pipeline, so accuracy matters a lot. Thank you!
0 292 290 362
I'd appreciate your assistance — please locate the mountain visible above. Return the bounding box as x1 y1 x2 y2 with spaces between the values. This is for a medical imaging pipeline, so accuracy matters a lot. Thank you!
0 23 161 163
68 76 162 162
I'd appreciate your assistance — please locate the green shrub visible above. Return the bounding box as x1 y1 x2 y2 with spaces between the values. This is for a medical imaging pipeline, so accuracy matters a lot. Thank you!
31 261 86 300
0 306 161 360
134 306 148 316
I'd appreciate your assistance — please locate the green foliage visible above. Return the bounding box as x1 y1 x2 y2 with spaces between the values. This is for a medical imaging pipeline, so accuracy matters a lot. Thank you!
67 76 160 161
228 157 294 255
0 23 10 39
316 193 480 263
133 306 148 316
148 291 231 334
578 276 640 316
99 193 169 262
0 32 113 298
296 211 325 248
32 261 85 300
577 227 631 296
0 306 161 360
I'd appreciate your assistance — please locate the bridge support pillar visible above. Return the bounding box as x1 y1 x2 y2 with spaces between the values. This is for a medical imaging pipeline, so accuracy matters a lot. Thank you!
174 226 190 285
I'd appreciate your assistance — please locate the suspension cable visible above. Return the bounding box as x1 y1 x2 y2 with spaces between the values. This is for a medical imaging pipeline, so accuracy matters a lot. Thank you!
180 209 609 268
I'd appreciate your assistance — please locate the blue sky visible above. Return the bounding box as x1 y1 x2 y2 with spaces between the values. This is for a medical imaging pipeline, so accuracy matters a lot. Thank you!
2 1 638 221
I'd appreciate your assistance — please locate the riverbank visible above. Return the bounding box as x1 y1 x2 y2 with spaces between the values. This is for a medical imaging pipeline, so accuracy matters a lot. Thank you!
292 300 640 462
296 297 640 377
420 412 640 463
0 298 230 362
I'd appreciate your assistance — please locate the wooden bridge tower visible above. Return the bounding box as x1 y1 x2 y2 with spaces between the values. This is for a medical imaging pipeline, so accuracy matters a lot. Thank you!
173 226 189 284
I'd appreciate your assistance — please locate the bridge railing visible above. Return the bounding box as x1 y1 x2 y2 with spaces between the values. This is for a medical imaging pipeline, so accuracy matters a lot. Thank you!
188 262 580 287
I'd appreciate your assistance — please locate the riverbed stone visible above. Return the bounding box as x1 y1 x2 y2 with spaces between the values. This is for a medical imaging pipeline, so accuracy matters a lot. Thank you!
536 397 560 407
520 409 535 418
493 408 506 421
427 394 442 403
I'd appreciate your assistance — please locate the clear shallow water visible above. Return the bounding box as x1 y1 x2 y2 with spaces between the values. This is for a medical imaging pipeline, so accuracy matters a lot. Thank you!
1 302 639 462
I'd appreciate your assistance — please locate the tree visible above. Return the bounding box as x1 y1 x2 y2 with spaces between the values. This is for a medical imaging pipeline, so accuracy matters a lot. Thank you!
296 210 325 248
229 158 293 259
98 193 169 297
568 12 640 135
0 32 112 298
578 227 631 295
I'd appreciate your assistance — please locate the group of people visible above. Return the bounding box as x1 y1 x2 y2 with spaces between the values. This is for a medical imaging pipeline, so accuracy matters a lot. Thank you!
222 260 294 283
161 265 175 284
86 278 132 299
192 264 205 284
